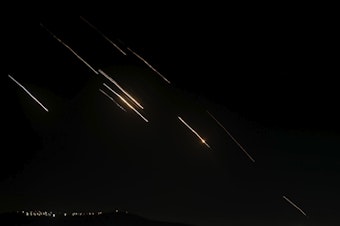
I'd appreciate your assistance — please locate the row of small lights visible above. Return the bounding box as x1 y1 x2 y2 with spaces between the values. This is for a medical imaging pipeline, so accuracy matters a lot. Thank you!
17 209 127 217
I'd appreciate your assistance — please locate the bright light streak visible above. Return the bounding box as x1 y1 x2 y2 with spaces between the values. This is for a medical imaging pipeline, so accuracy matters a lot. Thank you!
178 116 211 149
126 47 171 84
99 88 126 112
206 110 255 162
98 69 144 109
103 83 148 122
79 16 127 56
283 195 307 217
40 23 99 75
8 74 49 112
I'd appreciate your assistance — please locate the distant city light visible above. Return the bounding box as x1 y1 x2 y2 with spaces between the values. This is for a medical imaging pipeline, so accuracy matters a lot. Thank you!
18 209 129 218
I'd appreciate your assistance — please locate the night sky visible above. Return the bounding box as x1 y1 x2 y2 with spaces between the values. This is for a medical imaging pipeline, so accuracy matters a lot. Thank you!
2 8 340 226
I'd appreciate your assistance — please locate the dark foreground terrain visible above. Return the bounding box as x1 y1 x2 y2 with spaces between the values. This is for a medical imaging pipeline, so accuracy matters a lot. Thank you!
0 211 195 226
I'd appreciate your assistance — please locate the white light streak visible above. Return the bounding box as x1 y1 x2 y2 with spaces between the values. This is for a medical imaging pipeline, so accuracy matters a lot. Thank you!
178 116 211 149
8 74 49 112
40 23 99 75
207 110 255 162
99 88 126 112
126 47 171 84
103 83 148 122
79 16 127 56
98 69 144 109
283 195 307 217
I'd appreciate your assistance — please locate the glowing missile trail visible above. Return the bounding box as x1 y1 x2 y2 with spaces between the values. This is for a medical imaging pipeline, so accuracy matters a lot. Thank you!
8 74 49 112
99 88 126 112
206 110 255 162
178 116 211 149
283 195 307 217
103 83 148 122
126 47 171 84
79 16 127 56
98 69 144 109
40 23 99 75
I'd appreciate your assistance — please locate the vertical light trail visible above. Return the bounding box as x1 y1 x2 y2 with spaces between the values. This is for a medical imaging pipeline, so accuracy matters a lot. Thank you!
207 110 255 162
283 195 307 217
98 69 144 109
79 16 127 56
99 88 126 112
8 74 49 112
40 23 99 75
103 83 148 123
178 116 211 149
126 47 171 84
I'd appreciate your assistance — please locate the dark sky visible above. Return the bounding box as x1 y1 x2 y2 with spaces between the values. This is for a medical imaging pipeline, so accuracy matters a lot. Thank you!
2 8 340 226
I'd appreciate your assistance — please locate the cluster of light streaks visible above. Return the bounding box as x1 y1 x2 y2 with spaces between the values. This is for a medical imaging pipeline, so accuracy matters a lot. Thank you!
40 23 99 75
40 21 149 122
103 83 148 123
206 110 255 162
79 16 127 56
178 116 211 149
40 22 149 123
8 74 49 112
98 69 144 109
